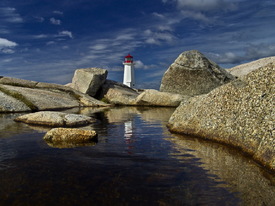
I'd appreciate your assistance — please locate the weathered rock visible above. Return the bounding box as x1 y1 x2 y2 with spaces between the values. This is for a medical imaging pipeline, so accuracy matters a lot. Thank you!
168 63 275 171
14 111 95 127
3 84 79 111
228 56 275 77
0 77 109 113
71 68 108 97
0 88 31 112
160 50 235 96
0 76 38 87
43 128 97 143
135 89 186 107
99 80 139 105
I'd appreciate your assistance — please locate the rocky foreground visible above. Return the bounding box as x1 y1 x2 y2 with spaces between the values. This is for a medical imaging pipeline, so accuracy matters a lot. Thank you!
1 50 274 171
168 62 275 171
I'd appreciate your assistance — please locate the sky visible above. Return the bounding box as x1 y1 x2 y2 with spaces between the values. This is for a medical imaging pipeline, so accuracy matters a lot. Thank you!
0 0 275 89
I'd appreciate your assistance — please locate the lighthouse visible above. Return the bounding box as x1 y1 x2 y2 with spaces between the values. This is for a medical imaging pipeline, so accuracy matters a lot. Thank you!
123 54 135 88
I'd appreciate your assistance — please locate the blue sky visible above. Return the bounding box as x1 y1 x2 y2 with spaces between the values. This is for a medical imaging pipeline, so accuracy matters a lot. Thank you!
0 0 275 89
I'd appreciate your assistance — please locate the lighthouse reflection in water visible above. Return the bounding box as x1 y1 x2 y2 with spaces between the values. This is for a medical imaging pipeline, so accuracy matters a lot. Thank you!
124 120 133 141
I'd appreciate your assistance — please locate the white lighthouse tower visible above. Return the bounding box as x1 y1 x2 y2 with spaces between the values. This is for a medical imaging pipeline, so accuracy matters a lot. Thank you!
123 54 135 88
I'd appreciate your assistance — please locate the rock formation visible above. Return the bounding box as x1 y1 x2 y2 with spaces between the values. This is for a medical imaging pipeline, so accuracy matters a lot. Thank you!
71 67 108 97
14 111 96 127
160 50 235 96
98 80 185 107
168 62 275 171
0 77 108 113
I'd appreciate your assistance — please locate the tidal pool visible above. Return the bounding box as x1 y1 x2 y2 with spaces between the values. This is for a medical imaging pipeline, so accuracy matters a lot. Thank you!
0 107 274 206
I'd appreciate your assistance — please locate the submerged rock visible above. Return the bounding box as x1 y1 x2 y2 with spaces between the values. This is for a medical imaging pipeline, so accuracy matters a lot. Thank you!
43 128 97 145
168 63 275 171
160 50 234 96
14 111 95 127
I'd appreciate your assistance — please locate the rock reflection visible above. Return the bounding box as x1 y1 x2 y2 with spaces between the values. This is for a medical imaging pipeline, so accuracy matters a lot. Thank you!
45 141 97 149
168 134 275 206
103 106 176 123
0 113 30 138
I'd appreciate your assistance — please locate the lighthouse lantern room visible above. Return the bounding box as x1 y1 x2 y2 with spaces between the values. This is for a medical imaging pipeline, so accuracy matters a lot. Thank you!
123 54 135 88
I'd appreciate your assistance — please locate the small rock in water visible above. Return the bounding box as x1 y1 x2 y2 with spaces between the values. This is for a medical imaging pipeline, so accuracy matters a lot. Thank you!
14 111 95 127
43 128 98 143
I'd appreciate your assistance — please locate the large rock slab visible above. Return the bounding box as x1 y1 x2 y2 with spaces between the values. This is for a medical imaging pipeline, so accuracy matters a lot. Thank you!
2 84 79 111
168 62 275 171
0 88 31 112
228 56 275 77
135 89 186 107
71 68 108 97
43 128 97 146
14 111 95 127
0 77 109 113
160 50 234 96
99 80 139 105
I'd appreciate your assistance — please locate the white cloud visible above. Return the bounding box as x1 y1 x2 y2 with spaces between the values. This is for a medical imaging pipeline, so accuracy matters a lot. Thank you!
161 0 237 24
46 41 56 45
134 60 156 70
90 44 108 51
53 10 63 15
164 0 237 11
33 34 48 39
144 29 177 45
58 31 73 39
0 37 17 54
0 37 17 47
208 43 275 65
181 10 211 23
34 16 45 22
50 17 62 25
0 7 23 23
0 28 10 34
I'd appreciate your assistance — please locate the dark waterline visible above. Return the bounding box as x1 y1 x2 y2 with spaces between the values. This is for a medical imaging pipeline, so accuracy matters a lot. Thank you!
0 107 274 206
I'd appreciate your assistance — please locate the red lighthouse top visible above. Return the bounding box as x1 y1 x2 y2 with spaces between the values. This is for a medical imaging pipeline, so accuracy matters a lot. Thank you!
124 54 133 63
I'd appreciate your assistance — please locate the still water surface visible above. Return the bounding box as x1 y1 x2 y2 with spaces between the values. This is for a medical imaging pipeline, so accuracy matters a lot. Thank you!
0 107 274 206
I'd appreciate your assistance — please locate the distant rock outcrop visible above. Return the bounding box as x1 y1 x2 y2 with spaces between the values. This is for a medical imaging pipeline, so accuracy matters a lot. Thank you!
98 80 185 107
135 89 185 107
0 77 108 113
71 68 108 97
14 111 96 127
168 62 275 171
160 50 235 96
228 56 275 77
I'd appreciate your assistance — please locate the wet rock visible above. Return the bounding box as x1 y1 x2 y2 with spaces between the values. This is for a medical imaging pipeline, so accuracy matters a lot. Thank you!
14 111 95 127
71 67 108 97
160 50 234 96
168 62 275 171
43 128 97 144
